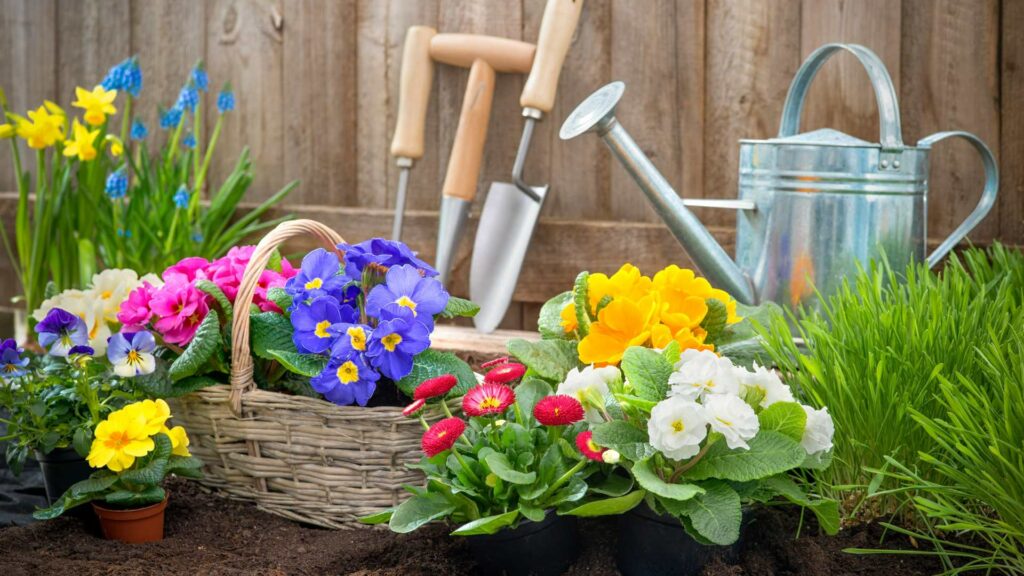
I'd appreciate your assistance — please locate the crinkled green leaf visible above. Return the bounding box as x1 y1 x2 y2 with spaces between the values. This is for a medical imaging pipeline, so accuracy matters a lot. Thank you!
757 401 807 442
507 338 580 383
396 349 476 397
686 431 807 482
169 310 220 381
621 346 672 402
267 349 329 378
104 485 166 507
250 311 295 360
196 279 234 322
672 480 742 545
267 287 293 312
440 296 480 319
120 433 172 486
572 272 592 338
700 298 729 343
592 420 655 462
538 291 573 339
632 458 704 501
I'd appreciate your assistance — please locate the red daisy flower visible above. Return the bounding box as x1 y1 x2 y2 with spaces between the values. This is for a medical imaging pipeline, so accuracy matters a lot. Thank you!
484 362 527 385
575 431 605 461
422 417 466 457
533 395 585 426
402 398 426 417
481 356 510 369
462 383 516 417
414 374 458 401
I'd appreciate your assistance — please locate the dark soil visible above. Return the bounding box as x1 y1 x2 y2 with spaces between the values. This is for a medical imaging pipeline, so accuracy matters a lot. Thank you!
0 479 944 576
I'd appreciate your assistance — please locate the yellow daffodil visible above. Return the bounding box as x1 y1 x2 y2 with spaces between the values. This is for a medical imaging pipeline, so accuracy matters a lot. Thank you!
0 123 14 139
120 398 172 436
62 119 100 161
161 425 192 457
14 105 65 149
72 85 117 126
587 264 653 314
578 294 659 366
86 408 155 472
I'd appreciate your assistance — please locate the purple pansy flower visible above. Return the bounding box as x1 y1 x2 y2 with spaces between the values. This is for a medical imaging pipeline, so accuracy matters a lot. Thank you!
365 265 448 327
35 308 88 357
364 304 430 381
0 339 29 378
284 248 351 303
339 239 437 279
311 351 379 407
107 331 156 377
68 345 95 357
290 297 357 354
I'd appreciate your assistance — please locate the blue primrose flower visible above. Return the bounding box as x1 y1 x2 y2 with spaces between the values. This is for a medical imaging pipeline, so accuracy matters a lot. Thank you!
0 339 29 378
217 86 235 114
339 238 438 280
160 106 183 130
35 308 88 358
364 304 430 381
105 168 129 200
173 186 190 209
365 264 448 328
311 352 379 407
191 64 209 92
290 297 357 354
285 248 351 303
182 132 196 149
130 118 148 141
107 331 156 377
329 322 373 359
176 83 199 112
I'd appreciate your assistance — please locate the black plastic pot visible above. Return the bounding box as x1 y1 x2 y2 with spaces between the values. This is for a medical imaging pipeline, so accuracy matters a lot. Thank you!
34 447 92 505
615 504 742 576
466 512 580 576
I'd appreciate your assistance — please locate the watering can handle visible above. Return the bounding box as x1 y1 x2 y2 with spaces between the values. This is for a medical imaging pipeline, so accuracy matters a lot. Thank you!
918 131 999 268
779 43 904 151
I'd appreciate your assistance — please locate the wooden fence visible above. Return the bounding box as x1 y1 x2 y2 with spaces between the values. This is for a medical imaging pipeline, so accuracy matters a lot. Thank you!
1 0 1021 329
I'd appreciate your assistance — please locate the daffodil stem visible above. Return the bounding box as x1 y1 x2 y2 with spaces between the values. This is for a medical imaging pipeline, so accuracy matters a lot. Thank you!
451 447 482 486
540 459 587 503
120 95 132 146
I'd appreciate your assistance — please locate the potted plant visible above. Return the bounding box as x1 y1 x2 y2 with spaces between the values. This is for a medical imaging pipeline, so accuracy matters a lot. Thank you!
363 360 610 576
33 398 201 543
1 292 162 505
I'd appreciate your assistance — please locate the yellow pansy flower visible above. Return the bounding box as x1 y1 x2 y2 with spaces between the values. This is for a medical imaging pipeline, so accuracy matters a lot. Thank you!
86 408 155 472
587 264 653 314
63 119 100 161
0 123 14 139
578 294 659 366
161 425 192 457
14 105 65 149
72 85 117 126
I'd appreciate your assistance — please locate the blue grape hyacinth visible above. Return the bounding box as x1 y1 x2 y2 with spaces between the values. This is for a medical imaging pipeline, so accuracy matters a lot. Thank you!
105 167 129 200
217 85 235 114
159 106 183 130
173 185 190 209
130 118 148 141
175 83 199 112
182 132 196 149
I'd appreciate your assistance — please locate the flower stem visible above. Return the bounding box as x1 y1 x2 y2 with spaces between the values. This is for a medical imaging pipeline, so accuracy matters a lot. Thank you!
119 95 132 146
418 414 430 431
194 114 222 195
440 400 453 418
540 459 587 503
451 446 482 486
670 442 714 483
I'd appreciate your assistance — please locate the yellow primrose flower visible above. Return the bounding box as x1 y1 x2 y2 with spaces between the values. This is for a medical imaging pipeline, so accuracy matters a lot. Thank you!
63 119 100 161
653 265 740 325
587 264 653 314
161 425 192 457
119 398 172 436
560 302 578 333
0 123 14 139
15 105 65 149
72 85 117 126
651 324 714 353
578 294 659 366
86 408 155 472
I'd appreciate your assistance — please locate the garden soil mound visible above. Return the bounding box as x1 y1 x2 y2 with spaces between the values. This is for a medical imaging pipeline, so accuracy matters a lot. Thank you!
0 480 944 576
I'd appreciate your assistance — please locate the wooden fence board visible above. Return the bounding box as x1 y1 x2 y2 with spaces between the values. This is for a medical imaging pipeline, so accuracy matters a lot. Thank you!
1000 0 1024 242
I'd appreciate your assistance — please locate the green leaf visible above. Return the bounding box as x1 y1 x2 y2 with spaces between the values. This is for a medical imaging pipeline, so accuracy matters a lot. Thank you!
266 287 293 312
661 340 682 364
68 473 118 498
632 458 704 501
686 431 807 482
518 504 546 522
700 298 729 342
32 490 94 520
166 455 204 479
572 272 592 338
621 346 672 402
267 349 329 378
196 279 234 322
451 510 520 536
441 296 480 319
104 485 166 507
673 481 742 545
359 509 394 525
395 349 476 397
561 490 646 517
507 339 580 383
589 473 635 497
169 310 221 381
389 493 457 533
799 449 833 470
538 291 573 339
120 433 173 486
592 420 654 461
514 378 553 424
169 375 219 397
72 427 91 458
763 475 840 535
757 402 807 442
250 311 295 360
482 452 536 485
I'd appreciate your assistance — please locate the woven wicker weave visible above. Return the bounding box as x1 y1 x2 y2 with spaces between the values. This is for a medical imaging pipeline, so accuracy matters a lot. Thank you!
171 219 442 529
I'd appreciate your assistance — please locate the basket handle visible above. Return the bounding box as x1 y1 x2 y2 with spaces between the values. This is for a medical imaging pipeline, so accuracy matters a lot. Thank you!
228 219 345 415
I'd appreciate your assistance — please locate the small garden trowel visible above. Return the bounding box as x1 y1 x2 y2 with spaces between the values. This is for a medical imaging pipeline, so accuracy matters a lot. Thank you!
470 0 585 332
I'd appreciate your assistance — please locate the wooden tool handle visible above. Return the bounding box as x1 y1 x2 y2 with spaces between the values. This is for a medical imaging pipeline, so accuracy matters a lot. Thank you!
521 0 584 112
442 59 495 201
391 26 437 159
430 33 535 74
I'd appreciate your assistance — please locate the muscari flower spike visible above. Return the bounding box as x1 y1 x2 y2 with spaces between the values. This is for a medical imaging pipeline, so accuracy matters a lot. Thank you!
125 57 143 97
217 83 235 114
0 339 29 378
182 132 196 149
175 83 199 112
130 118 148 140
191 61 209 92
105 167 129 200
101 58 132 92
173 185 190 209
159 106 182 130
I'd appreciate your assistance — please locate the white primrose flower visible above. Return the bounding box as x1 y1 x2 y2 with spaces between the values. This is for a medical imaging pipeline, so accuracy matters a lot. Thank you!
557 364 621 423
703 393 760 450
668 349 740 400
648 395 709 460
801 405 835 455
737 362 795 408
91 268 140 323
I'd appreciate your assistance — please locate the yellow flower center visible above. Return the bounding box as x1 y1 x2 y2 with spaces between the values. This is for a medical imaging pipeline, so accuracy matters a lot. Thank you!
478 396 501 410
382 333 402 352
4 364 18 373
396 296 418 313
314 320 332 339
671 420 685 433
587 439 601 452
126 350 142 366
347 326 367 351
100 290 113 299
305 277 323 290
336 361 359 384
436 430 448 439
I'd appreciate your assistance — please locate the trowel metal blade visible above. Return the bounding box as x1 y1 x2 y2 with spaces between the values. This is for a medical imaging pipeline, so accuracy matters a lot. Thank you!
435 196 472 287
470 182 548 333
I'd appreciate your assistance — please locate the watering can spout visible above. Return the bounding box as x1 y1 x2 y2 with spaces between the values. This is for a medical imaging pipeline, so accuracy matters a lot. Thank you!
560 82 756 305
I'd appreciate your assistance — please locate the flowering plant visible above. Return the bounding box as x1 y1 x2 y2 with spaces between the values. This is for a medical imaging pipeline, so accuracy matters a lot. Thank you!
0 308 161 475
34 398 202 518
364 360 620 535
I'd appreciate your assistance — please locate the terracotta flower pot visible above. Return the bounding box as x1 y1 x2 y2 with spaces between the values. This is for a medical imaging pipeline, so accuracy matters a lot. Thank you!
92 496 168 543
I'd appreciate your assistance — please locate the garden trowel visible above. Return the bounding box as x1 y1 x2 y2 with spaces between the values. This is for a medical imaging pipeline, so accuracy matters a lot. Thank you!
470 0 585 332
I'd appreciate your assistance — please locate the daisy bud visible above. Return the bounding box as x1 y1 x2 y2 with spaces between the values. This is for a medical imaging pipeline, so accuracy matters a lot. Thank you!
493 419 507 427
601 449 621 464
402 398 426 417
484 362 527 385
481 356 511 369
485 473 499 488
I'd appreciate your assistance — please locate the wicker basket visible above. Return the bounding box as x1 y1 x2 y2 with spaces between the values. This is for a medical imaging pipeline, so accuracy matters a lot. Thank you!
171 219 442 529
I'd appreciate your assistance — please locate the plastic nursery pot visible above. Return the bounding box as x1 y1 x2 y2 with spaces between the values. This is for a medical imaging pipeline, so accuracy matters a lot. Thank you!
466 511 580 576
615 503 742 576
34 447 93 505
92 496 168 543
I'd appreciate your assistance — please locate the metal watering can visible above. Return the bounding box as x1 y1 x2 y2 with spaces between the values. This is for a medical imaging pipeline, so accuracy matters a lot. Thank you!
560 43 999 310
